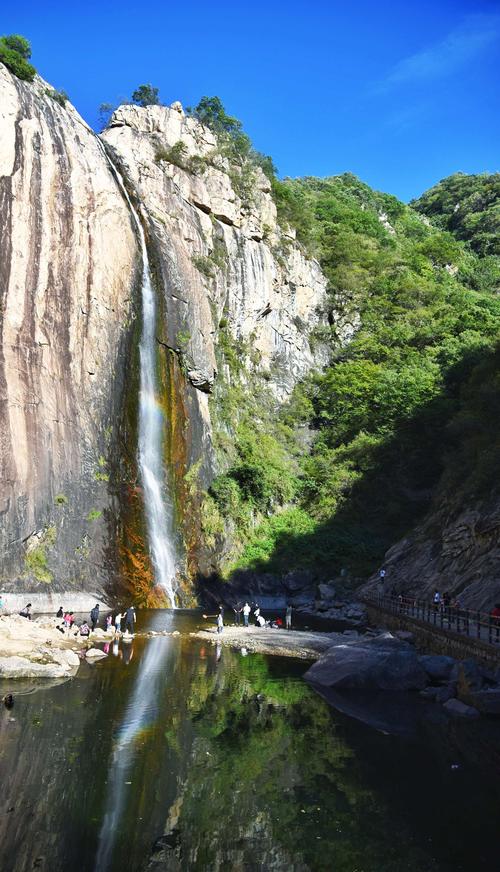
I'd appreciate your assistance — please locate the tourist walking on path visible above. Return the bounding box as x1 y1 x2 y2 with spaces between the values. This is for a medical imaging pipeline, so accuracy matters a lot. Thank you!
286 604 292 630
90 604 100 631
114 612 123 633
243 602 251 627
124 606 136 634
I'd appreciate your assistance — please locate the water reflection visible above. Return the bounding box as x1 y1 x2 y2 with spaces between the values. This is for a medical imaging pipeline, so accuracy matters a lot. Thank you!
0 611 500 872
95 636 173 871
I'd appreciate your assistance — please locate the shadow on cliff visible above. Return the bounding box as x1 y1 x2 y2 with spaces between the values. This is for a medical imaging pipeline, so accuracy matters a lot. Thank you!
228 342 500 586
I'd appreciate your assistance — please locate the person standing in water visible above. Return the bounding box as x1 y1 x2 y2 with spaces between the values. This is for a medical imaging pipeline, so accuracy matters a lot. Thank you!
114 611 123 633
217 610 224 634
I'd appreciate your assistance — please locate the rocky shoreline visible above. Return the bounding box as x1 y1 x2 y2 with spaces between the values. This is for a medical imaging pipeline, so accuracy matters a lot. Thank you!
0 615 110 679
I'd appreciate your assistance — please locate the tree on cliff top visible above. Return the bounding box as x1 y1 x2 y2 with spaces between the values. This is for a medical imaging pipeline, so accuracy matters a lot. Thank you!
131 84 160 106
0 34 36 81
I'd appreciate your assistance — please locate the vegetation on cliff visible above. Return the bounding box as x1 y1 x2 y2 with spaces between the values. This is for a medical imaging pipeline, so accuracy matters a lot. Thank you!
205 159 500 582
0 34 36 81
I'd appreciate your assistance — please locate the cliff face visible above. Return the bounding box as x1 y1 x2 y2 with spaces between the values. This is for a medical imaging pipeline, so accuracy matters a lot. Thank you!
0 71 327 599
0 65 138 595
363 498 500 610
102 102 327 404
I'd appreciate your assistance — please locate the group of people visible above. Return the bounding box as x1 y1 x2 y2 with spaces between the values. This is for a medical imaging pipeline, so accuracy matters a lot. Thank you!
205 602 293 634
52 603 137 637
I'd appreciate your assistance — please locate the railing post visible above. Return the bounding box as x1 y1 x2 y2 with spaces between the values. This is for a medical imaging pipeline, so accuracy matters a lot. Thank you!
477 610 481 640
466 609 470 637
489 616 493 645
440 606 444 629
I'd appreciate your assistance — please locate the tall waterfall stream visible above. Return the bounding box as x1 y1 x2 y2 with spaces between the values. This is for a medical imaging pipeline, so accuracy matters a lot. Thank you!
103 149 178 607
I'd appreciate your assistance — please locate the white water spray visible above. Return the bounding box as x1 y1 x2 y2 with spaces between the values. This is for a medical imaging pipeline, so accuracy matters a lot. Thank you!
103 150 178 606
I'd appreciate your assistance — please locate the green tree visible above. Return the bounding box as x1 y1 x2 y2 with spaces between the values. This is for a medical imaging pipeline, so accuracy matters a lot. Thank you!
131 84 160 107
0 34 36 81
1 34 31 58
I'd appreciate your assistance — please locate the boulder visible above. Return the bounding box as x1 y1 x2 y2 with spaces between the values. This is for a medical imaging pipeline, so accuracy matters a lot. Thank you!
305 633 428 692
394 630 415 643
86 648 108 660
443 698 480 719
317 583 336 602
283 570 315 593
434 685 456 704
0 656 70 679
468 689 500 715
418 655 456 682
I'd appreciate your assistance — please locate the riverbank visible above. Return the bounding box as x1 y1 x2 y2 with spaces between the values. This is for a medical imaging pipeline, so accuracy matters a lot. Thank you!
189 625 351 659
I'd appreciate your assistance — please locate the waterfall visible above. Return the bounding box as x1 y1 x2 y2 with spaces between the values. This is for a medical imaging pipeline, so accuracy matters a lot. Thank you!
103 149 178 606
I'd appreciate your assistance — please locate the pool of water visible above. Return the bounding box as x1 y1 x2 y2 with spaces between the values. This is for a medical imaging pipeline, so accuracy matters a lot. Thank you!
1 609 499 872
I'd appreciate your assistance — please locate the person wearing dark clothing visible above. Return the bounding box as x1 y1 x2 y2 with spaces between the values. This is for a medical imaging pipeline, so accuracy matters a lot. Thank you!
19 603 32 620
233 603 242 626
124 606 136 634
490 604 500 641
56 606 64 618
90 604 100 631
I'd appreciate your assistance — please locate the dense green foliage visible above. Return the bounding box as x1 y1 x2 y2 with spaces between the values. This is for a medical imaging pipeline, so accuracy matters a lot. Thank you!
0 33 36 81
412 172 500 259
186 95 276 179
207 170 500 581
131 83 160 106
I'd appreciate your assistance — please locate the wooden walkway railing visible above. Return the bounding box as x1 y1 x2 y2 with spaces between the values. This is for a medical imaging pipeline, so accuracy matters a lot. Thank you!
363 593 500 649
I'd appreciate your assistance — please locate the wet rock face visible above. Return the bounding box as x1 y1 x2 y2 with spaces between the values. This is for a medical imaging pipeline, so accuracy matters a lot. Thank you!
0 66 138 594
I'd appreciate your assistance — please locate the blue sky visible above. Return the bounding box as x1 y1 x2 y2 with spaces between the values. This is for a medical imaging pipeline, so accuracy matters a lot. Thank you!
3 0 499 200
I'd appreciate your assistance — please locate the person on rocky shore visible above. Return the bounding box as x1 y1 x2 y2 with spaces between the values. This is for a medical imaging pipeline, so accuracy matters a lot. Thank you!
233 603 242 625
124 606 136 635
90 604 100 631
243 602 251 627
286 604 292 630
19 603 32 620
253 604 261 625
56 606 63 618
114 611 123 633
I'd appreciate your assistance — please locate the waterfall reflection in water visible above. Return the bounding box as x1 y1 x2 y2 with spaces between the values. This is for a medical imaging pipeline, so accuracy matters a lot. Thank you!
94 632 175 872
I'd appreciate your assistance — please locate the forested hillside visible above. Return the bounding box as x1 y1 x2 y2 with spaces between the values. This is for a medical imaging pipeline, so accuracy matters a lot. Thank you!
206 168 500 586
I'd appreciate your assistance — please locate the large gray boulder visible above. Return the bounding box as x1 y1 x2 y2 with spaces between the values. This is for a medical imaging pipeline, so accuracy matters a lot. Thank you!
468 689 500 715
443 698 480 719
418 654 456 682
305 633 427 691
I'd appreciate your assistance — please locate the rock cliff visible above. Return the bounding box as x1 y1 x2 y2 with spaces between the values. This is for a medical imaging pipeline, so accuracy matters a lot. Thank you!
0 68 327 600
363 498 500 610
0 65 138 597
